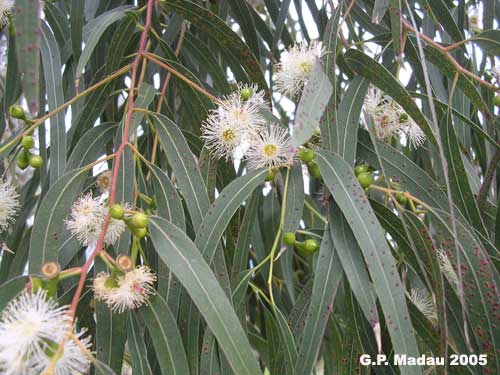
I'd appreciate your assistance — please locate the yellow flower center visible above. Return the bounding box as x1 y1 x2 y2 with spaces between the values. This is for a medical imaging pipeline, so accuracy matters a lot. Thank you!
300 61 312 74
263 143 278 158
222 129 236 143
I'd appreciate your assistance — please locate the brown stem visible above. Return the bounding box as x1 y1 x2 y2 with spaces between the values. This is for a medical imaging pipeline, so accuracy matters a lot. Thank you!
401 19 498 92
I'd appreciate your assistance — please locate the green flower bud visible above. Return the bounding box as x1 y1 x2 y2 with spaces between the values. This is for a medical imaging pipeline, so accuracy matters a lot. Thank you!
16 150 29 169
131 213 149 228
9 105 25 120
357 172 373 189
283 232 296 246
354 164 369 177
21 135 35 149
299 148 315 163
133 227 148 238
28 154 43 169
240 87 253 100
109 204 125 220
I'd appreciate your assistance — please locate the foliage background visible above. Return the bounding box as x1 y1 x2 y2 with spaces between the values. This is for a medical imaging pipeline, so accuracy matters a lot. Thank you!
1 0 500 374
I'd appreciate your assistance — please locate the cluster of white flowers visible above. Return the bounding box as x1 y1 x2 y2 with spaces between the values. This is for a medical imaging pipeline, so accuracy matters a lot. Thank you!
407 288 438 326
0 290 91 375
93 266 157 313
0 180 19 231
201 83 294 170
274 40 325 98
364 87 426 149
0 0 13 28
65 193 127 247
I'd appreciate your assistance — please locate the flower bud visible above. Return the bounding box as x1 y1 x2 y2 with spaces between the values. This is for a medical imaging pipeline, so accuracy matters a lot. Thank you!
283 232 296 246
131 213 149 228
9 105 25 120
109 204 125 220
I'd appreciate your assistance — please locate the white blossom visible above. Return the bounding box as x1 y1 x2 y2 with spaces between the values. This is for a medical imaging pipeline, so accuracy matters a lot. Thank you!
0 290 67 374
364 87 426 148
34 328 91 375
201 85 269 160
94 266 157 313
65 193 127 247
274 40 325 97
245 125 294 170
404 119 426 149
407 288 438 326
0 180 19 231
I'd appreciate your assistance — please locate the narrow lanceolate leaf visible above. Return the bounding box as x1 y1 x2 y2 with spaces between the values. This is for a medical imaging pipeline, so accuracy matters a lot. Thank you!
41 21 66 183
113 147 134 254
292 61 333 147
147 164 185 231
441 112 486 235
128 313 153 375
139 295 190 375
0 277 26 312
429 209 500 374
344 49 436 145
150 112 210 227
195 169 267 264
165 0 269 98
149 217 263 375
329 202 380 345
14 0 41 113
66 123 117 171
75 5 133 82
293 228 342 375
95 285 127 373
29 168 88 274
232 191 260 277
372 0 390 23
316 151 422 375
388 0 402 61
471 29 500 56
335 76 369 165
320 3 342 152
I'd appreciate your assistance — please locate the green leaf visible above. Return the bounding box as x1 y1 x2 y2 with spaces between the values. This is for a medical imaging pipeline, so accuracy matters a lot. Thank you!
316 151 422 375
472 29 500 56
66 123 117 171
150 112 210 227
232 191 260 276
372 0 390 23
147 164 185 231
344 48 437 145
334 76 369 165
75 6 133 81
14 0 41 113
149 217 263 375
195 169 267 264
41 20 66 181
293 227 342 375
113 147 134 254
0 277 26 312
128 312 153 375
165 0 269 99
319 4 342 152
441 112 486 234
139 295 190 375
329 202 380 345
29 168 88 274
95 259 128 374
429 209 500 373
292 61 333 147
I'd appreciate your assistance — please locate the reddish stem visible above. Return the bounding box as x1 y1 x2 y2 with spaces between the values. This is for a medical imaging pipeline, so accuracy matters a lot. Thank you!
68 0 156 319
